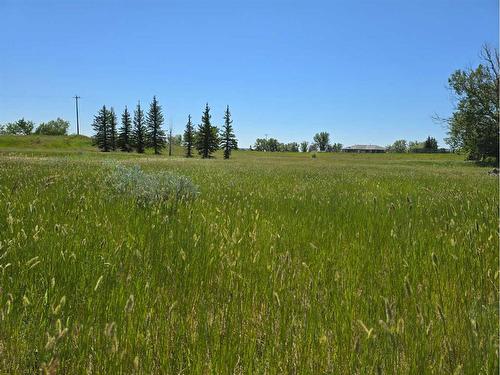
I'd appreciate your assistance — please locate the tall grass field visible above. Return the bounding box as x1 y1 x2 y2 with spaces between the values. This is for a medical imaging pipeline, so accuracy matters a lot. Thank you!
0 149 497 373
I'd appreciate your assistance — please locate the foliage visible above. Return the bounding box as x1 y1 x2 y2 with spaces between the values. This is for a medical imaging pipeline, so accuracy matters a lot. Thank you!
220 106 238 159
253 138 265 151
133 102 147 154
92 106 111 152
253 138 299 152
328 142 343 152
254 138 277 152
252 136 335 153
444 45 499 161
104 162 198 205
268 139 279 152
394 138 442 153
146 96 166 155
313 132 330 151
118 107 133 152
1 118 34 135
387 139 408 153
300 141 308 152
195 103 219 158
267 138 278 151
34 118 69 136
170 134 182 145
109 108 118 152
308 143 318 152
424 136 438 151
283 142 299 152
408 140 424 153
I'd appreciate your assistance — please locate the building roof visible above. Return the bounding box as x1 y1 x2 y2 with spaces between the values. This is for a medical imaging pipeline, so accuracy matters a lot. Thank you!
343 144 386 150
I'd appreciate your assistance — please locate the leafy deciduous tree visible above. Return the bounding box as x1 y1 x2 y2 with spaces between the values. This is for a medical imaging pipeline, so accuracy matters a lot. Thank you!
1 118 34 135
300 141 309 152
285 142 299 152
444 45 499 161
253 138 268 151
330 142 343 152
35 118 69 135
313 132 330 151
408 140 424 153
388 139 408 153
308 143 318 152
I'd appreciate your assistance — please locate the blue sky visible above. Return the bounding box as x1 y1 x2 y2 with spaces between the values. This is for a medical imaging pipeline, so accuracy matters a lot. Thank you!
0 0 497 148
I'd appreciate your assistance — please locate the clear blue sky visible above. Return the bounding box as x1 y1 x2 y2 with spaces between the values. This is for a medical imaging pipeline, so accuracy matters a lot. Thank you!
1 0 497 148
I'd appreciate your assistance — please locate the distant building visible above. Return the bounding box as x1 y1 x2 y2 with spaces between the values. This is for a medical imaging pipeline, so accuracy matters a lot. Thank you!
343 145 386 153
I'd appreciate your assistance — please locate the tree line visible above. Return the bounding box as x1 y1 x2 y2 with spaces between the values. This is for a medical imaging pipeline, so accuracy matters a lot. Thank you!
252 132 343 152
92 98 237 159
0 118 70 136
2 44 496 162
386 136 445 153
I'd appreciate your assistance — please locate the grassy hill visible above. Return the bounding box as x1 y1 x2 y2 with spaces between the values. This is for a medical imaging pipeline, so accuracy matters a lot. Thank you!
0 134 95 152
0 135 191 156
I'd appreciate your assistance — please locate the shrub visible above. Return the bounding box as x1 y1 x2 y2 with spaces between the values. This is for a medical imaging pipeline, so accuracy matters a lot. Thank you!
1 118 34 135
35 118 69 135
104 163 199 205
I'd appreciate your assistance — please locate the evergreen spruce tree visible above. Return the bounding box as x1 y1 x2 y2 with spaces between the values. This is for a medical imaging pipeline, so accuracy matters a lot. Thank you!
195 103 219 158
220 105 238 159
146 96 166 155
109 107 118 151
118 106 133 152
424 136 438 151
183 114 194 157
92 105 110 152
133 102 146 154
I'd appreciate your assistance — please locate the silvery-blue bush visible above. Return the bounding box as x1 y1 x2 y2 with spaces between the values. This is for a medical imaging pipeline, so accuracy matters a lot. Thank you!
104 163 199 205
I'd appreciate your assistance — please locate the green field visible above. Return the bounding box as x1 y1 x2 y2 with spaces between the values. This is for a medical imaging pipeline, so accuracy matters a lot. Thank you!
0 144 498 373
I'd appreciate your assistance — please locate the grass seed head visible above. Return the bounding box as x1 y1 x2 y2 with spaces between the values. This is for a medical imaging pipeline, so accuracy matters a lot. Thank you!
125 294 135 313
94 275 104 291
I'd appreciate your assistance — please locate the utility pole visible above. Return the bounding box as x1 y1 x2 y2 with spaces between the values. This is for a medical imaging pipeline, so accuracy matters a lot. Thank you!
73 95 80 135
169 118 173 156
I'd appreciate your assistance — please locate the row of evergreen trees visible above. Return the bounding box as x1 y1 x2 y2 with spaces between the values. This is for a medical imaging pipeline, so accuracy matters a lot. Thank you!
92 97 237 158
92 98 159 154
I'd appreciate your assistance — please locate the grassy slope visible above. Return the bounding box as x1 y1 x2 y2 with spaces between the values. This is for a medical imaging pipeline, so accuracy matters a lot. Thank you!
0 135 189 157
0 135 95 152
0 150 497 373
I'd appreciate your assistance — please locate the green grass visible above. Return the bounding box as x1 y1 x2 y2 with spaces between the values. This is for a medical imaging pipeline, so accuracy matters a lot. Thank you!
0 149 497 373
0 134 95 152
0 135 188 157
